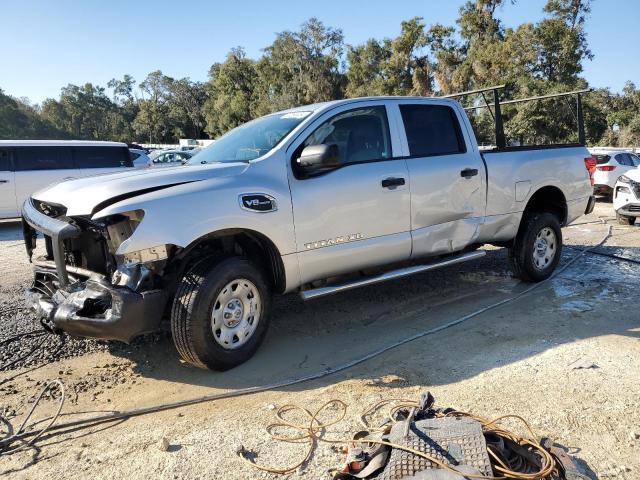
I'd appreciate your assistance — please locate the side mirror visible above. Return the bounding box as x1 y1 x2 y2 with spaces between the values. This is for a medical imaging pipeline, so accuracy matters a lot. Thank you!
297 144 340 172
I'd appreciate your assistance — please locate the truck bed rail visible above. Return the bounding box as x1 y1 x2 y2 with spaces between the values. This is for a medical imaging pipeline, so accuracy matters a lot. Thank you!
443 85 590 150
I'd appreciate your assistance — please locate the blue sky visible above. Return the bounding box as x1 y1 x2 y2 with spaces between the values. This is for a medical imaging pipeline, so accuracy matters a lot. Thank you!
2 0 638 104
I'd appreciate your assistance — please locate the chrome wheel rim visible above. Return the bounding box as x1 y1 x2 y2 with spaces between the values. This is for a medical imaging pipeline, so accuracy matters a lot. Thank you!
211 278 261 350
532 227 557 270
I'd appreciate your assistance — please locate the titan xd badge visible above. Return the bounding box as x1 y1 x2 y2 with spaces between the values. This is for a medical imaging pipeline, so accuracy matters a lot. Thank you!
304 233 364 250
239 193 277 212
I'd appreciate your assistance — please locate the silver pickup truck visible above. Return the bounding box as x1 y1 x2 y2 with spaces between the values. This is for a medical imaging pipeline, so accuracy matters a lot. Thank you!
22 95 596 370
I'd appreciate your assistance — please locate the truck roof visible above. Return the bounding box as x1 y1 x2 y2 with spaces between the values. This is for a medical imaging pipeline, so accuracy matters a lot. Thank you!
276 96 457 115
0 140 127 147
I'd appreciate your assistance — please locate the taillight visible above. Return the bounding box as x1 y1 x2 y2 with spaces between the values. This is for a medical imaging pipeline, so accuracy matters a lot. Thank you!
584 156 597 186
596 165 616 171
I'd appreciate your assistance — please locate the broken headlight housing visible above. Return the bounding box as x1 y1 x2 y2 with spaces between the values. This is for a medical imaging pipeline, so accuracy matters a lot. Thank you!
102 210 173 290
113 245 171 290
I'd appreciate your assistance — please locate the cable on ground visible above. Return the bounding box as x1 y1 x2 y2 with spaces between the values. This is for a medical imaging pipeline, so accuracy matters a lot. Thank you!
0 379 65 456
236 398 557 479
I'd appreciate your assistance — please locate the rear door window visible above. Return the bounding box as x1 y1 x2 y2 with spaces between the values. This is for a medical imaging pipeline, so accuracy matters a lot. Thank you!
74 147 132 168
400 104 466 157
15 146 74 171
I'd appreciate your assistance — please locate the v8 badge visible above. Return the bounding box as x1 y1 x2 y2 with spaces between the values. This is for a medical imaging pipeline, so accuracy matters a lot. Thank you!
239 193 277 213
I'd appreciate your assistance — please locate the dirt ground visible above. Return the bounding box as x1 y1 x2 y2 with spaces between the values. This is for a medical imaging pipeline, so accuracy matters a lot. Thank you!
1 201 639 479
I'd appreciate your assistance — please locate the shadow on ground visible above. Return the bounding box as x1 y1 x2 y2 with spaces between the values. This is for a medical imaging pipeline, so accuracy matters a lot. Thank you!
0 219 23 242
104 244 640 396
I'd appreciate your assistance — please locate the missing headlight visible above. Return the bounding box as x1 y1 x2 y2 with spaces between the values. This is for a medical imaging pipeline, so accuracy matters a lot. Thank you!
113 245 169 291
104 210 144 253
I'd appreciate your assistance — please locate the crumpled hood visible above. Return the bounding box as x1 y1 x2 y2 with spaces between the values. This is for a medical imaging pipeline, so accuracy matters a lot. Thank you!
31 162 249 216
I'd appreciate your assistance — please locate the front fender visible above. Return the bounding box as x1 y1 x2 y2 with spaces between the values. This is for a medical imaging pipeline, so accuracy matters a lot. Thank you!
92 175 296 257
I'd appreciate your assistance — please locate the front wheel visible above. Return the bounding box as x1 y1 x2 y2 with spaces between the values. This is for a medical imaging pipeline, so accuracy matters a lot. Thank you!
171 256 271 370
616 212 636 226
508 212 562 282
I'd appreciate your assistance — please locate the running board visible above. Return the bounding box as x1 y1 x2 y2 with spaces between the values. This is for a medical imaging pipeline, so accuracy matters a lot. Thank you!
300 250 486 301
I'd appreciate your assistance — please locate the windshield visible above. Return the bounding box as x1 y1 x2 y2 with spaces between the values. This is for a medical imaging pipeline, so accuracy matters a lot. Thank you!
188 111 312 164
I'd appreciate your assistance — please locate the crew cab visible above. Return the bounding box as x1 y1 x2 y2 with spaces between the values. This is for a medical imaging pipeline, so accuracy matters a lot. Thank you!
21 95 595 370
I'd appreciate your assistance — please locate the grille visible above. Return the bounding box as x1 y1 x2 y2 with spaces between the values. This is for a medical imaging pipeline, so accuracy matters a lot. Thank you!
628 205 640 213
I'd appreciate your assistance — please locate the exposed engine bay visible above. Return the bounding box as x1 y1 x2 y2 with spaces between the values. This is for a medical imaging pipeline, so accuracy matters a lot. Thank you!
23 199 171 342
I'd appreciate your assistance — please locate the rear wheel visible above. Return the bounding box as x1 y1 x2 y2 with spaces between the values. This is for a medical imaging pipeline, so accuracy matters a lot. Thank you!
508 212 562 282
171 256 271 370
617 212 637 226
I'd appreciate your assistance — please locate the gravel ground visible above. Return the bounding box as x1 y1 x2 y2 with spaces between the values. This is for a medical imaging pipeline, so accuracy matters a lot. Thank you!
1 201 640 479
0 222 163 371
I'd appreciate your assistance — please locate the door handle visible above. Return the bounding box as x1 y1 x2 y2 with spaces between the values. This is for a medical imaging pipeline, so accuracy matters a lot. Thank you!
460 168 479 178
381 177 405 188
0 180 8 184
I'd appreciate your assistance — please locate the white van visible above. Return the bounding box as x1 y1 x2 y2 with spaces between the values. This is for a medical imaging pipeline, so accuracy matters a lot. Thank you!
0 140 133 218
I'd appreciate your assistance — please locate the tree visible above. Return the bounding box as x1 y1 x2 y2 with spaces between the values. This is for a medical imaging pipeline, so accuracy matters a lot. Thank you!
254 18 345 113
346 17 433 97
107 74 139 141
427 23 462 94
532 0 592 85
0 89 66 139
133 71 173 143
168 78 207 139
108 74 137 104
203 48 258 137
39 83 118 139
345 39 393 97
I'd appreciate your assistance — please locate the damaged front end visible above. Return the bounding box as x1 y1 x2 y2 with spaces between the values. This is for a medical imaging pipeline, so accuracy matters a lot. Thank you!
22 198 169 343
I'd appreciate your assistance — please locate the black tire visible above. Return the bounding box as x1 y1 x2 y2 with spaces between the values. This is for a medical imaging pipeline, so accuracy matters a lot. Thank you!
616 212 636 226
171 256 271 371
508 212 562 282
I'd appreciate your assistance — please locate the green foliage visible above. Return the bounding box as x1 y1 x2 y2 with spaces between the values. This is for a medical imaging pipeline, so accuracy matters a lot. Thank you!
0 89 67 139
346 17 433 97
168 78 207 139
203 48 258 137
252 18 345 114
1 0 639 147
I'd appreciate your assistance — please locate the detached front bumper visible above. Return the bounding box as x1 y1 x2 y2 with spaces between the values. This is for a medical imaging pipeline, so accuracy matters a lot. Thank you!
26 266 167 343
22 199 167 343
